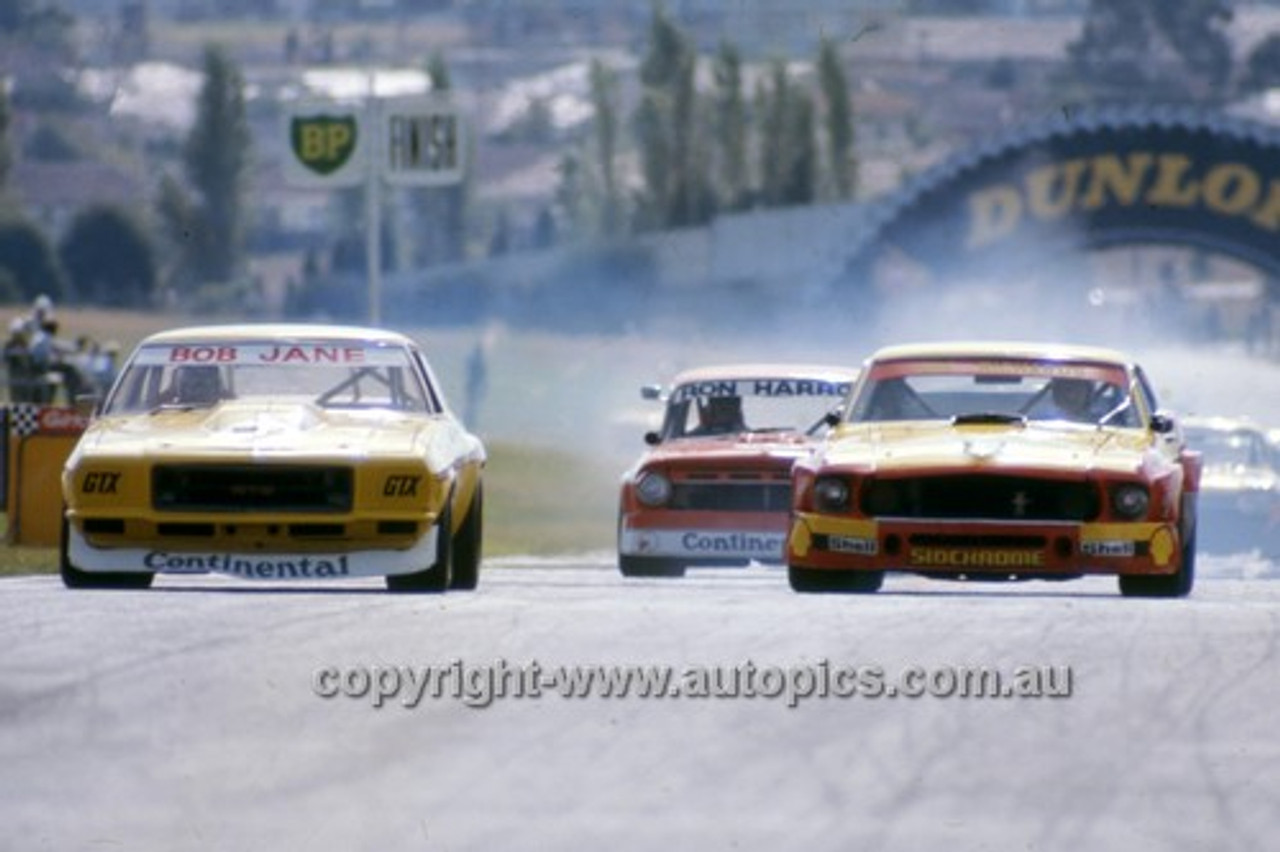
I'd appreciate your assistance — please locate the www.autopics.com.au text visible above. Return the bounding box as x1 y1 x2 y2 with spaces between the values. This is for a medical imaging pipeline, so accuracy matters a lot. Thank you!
312 659 1073 709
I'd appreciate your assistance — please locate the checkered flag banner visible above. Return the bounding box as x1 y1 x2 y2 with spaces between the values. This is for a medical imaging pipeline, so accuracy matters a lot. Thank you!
4 404 42 438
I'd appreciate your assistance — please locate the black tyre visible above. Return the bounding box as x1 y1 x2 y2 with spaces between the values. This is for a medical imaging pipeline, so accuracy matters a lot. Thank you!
618 555 687 578
449 485 483 591
788 565 883 594
60 517 153 590
386 504 452 592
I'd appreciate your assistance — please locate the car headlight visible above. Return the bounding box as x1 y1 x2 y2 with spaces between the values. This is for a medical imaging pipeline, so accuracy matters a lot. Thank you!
1111 483 1150 519
813 476 851 513
635 472 673 507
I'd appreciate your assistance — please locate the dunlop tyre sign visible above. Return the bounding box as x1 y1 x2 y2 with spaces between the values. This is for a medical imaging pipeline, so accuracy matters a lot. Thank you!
843 108 1280 286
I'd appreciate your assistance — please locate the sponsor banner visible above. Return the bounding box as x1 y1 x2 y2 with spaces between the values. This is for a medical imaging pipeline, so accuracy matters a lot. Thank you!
670 378 854 403
1080 539 1136 558
66 525 438 580
132 343 407 367
37 406 91 435
909 546 1045 569
620 527 786 560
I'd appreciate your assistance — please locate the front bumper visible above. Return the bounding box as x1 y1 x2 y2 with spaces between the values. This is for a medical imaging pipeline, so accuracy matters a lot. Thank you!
619 511 788 564
65 522 440 580
788 514 1183 577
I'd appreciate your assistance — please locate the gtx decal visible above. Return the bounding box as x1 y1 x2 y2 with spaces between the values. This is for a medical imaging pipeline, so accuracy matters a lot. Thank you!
384 475 421 497
82 472 121 494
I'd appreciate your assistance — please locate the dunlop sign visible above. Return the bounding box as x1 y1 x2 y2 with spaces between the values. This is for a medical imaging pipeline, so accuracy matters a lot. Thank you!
845 116 1280 282
283 102 365 187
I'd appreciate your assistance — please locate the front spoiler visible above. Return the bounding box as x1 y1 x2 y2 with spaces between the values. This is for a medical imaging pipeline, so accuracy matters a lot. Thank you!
619 516 787 564
66 523 440 580
788 514 1184 576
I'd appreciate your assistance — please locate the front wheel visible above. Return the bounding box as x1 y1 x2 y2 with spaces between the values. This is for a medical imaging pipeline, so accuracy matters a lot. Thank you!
1119 516 1196 598
60 517 153 590
387 505 452 593
449 485 483 591
788 565 883 594
618 554 686 578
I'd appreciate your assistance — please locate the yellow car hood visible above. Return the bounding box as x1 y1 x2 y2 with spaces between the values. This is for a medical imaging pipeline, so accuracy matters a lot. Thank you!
822 421 1153 476
75 401 472 468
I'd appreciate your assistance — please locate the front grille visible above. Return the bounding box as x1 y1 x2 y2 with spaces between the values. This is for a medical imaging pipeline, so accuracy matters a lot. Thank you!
861 475 1100 521
152 465 353 513
670 473 791 513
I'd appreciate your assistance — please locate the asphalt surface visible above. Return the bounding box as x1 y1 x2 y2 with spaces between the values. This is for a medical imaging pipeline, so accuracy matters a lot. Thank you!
2 555 1277 852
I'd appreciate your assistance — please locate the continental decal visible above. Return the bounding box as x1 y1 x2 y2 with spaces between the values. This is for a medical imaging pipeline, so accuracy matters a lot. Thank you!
967 152 1280 249
910 547 1045 569
145 551 352 579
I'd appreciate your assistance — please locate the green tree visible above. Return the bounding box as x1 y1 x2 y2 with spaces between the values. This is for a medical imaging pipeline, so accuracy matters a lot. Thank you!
1241 33 1280 93
158 44 251 294
757 59 792 208
817 36 855 201
781 89 817 207
589 59 624 236
0 85 11 198
633 4 713 230
0 213 65 302
1064 0 1233 104
58 204 157 307
712 40 751 212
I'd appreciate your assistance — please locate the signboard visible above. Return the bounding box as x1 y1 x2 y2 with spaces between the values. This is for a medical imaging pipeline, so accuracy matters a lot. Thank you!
382 96 465 187
282 100 366 187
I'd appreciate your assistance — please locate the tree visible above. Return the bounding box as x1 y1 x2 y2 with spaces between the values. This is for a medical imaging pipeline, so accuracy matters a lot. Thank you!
157 44 251 295
1064 0 1233 104
0 214 65 303
757 59 791 208
0 85 11 198
817 36 856 201
58 204 157 307
589 59 624 236
633 4 713 231
712 40 751 212
1241 34 1280 94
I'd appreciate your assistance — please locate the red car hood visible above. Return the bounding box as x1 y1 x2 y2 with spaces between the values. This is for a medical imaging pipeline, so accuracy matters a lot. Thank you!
640 431 818 470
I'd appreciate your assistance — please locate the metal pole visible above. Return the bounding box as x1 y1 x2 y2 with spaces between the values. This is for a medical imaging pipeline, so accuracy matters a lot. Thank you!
365 78 382 326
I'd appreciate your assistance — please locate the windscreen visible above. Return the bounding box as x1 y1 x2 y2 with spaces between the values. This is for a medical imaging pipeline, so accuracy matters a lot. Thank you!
103 341 433 414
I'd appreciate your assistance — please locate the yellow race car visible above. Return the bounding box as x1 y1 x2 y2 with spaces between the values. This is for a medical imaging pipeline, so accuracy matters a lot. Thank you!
60 324 485 592
788 341 1202 597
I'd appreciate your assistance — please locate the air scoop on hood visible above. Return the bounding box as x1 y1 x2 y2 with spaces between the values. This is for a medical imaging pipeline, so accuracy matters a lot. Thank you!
201 402 325 435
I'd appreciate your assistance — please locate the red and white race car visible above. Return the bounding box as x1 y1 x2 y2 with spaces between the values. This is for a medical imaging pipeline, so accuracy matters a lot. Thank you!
617 363 859 577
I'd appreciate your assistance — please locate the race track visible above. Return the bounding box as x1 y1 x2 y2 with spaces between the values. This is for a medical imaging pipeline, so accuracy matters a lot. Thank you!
2 554 1277 852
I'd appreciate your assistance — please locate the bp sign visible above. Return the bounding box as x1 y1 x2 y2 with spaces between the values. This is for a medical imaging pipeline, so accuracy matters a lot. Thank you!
283 102 365 187
291 114 358 176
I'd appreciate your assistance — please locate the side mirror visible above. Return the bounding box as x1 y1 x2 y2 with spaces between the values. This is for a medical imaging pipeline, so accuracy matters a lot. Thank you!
640 385 663 401
824 409 842 427
644 431 662 446
1149 413 1175 434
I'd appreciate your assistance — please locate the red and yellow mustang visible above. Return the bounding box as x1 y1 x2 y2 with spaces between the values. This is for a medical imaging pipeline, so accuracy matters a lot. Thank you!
788 342 1201 597
618 363 859 577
